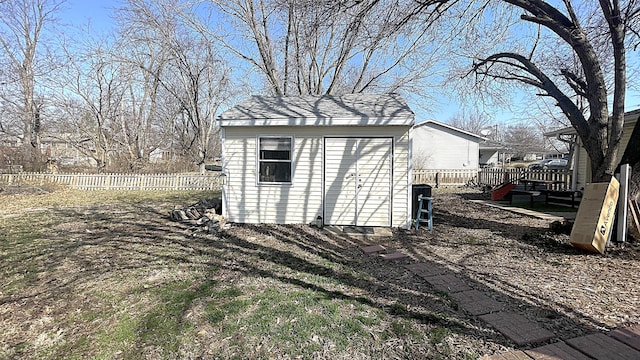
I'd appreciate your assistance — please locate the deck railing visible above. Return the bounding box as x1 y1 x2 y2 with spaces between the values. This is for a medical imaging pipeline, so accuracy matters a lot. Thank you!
0 172 221 191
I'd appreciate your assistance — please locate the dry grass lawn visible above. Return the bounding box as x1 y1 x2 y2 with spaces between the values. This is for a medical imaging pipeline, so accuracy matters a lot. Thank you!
1 186 638 359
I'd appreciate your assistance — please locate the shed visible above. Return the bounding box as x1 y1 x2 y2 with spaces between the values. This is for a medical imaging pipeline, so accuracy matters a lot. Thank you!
411 120 483 170
218 93 415 228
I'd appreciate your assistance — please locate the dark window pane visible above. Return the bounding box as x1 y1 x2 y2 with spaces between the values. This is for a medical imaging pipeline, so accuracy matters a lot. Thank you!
259 162 291 182
261 149 290 160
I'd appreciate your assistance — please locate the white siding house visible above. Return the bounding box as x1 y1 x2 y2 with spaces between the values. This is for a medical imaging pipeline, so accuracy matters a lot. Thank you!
479 140 508 168
412 120 483 170
544 108 639 190
218 94 414 228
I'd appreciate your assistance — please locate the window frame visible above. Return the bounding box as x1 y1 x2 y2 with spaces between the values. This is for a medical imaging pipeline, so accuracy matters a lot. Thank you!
256 135 294 185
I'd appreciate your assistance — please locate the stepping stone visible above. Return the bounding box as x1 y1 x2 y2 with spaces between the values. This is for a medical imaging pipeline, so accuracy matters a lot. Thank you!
360 244 385 254
450 290 503 315
380 252 409 260
423 274 472 293
525 341 591 359
479 312 554 345
481 351 532 360
609 324 640 351
405 262 450 278
566 333 640 360
343 226 375 234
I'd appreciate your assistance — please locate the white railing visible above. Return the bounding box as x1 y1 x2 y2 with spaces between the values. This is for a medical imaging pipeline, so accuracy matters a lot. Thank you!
0 172 221 191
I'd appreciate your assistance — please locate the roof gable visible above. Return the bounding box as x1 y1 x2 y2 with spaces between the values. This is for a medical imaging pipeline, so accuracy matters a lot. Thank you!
218 93 414 126
412 119 485 140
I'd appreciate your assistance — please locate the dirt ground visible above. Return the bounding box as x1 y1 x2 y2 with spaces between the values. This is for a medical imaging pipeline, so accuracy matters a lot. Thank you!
399 189 640 336
1 187 639 359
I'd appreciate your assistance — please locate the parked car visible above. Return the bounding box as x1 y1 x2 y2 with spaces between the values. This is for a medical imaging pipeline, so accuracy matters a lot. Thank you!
528 159 553 170
544 159 568 169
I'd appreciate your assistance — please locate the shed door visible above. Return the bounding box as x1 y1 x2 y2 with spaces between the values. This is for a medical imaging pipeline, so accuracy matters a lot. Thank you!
324 138 392 227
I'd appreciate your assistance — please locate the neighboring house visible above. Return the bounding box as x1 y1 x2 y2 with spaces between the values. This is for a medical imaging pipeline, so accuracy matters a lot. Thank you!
218 93 414 228
412 120 483 170
479 139 509 168
40 135 97 167
544 108 639 190
149 147 170 163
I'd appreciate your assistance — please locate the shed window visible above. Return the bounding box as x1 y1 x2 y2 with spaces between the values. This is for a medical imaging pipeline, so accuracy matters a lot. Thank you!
258 137 292 183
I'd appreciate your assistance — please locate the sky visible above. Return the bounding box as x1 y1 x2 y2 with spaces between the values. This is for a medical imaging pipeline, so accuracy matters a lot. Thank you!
58 0 640 127
62 0 115 32
58 0 473 123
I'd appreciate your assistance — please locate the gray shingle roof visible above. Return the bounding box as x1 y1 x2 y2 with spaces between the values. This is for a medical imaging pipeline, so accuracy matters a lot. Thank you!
218 93 414 126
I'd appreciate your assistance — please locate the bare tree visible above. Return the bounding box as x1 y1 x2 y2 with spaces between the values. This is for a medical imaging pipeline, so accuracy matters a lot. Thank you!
117 0 231 173
501 123 545 159
447 112 495 137
0 0 65 168
469 0 640 184
112 38 168 171
55 39 125 172
204 0 453 97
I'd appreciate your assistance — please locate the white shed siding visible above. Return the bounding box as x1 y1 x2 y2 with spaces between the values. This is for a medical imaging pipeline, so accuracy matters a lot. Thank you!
412 123 480 170
324 138 358 225
223 129 322 224
356 138 392 226
223 126 410 228
392 130 411 228
324 137 392 227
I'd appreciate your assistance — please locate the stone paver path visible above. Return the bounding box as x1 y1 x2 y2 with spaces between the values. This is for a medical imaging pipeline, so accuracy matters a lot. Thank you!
404 262 449 277
380 251 409 260
524 341 591 360
360 244 385 254
359 246 640 360
450 289 504 316
609 324 640 351
483 351 532 360
565 333 639 360
479 312 555 345
423 273 472 293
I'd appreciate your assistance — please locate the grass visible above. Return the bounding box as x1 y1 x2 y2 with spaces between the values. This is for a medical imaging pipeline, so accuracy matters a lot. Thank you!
0 188 477 359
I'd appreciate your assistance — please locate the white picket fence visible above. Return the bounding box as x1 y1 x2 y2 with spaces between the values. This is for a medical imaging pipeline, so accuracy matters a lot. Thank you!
413 169 479 186
0 172 221 191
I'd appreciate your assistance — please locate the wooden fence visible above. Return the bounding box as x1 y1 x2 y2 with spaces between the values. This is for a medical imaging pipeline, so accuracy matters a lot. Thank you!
0 172 221 191
413 169 479 187
477 168 572 190
413 168 572 189
2 169 571 191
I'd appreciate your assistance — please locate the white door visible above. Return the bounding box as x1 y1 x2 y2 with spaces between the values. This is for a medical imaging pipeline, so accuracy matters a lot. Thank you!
324 137 392 226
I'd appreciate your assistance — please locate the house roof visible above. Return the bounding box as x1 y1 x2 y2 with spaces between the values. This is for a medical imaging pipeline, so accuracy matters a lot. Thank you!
412 119 486 140
479 139 509 151
218 93 414 127
544 108 640 137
